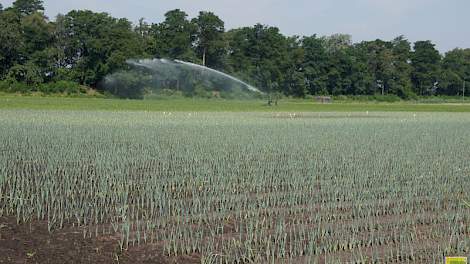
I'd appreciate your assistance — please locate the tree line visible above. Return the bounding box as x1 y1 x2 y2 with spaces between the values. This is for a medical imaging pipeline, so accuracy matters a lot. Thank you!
1 0 469 98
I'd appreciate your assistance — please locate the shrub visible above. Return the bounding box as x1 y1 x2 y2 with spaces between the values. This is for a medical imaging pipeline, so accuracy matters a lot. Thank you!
6 63 43 87
371 94 402 102
103 71 148 99
193 83 212 98
39 81 84 94
334 95 349 101
0 79 31 93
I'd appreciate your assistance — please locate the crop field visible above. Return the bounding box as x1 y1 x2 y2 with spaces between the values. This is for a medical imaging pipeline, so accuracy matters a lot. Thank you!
1 95 470 113
1 110 469 263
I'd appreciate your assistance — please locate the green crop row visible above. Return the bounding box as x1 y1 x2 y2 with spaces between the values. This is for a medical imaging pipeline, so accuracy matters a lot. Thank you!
0 111 469 263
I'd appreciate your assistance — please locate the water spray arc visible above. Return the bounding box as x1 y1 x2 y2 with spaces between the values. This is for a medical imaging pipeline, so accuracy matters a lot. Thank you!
126 58 263 94
173 60 262 94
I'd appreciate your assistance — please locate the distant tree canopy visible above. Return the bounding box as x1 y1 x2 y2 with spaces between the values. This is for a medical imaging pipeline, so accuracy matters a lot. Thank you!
13 0 44 16
0 0 469 99
192 11 225 68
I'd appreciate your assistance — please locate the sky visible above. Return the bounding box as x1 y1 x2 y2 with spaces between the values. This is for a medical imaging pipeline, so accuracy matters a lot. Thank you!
3 0 469 53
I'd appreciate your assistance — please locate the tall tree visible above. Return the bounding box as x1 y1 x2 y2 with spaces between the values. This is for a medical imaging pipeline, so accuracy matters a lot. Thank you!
440 48 470 95
21 12 53 58
411 41 441 95
302 35 328 95
0 4 469 99
389 36 414 97
283 37 306 97
320 34 366 95
12 0 44 16
358 39 395 95
0 10 23 77
58 10 141 86
20 12 54 82
134 18 155 56
227 24 289 93
192 11 225 68
348 45 374 95
151 9 196 61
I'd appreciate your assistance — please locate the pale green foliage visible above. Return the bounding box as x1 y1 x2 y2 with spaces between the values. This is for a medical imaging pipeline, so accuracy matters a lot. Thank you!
0 111 469 262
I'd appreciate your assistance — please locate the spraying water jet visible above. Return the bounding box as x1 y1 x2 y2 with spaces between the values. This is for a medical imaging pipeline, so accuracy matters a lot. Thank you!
126 58 263 94
173 60 262 94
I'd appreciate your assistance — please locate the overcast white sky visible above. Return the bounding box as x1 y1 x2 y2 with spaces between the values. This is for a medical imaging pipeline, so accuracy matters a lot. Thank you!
3 0 469 52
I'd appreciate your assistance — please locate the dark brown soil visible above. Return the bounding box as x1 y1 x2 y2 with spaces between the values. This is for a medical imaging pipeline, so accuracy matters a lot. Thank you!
0 217 200 264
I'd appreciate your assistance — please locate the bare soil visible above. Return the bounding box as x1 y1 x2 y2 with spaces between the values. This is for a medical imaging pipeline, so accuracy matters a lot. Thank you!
0 217 200 264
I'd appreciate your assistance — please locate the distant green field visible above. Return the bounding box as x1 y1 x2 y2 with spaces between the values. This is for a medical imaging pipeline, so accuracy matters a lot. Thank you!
1 95 470 112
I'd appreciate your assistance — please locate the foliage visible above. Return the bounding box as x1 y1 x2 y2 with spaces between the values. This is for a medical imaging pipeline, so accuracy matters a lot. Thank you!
6 62 43 86
411 41 442 95
12 0 44 16
226 24 289 94
104 71 149 99
150 9 197 61
193 82 212 98
0 77 84 95
440 48 470 95
0 10 23 77
192 11 225 68
0 2 469 99
38 80 85 94
0 79 30 93
21 12 54 60
57 10 142 87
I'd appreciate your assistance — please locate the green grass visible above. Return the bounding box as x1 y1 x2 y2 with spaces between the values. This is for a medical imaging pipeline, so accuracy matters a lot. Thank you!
1 95 470 112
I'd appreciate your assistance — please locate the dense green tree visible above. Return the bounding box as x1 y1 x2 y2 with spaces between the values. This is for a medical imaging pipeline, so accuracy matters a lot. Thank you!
226 24 289 93
301 35 328 95
2 12 55 83
151 9 197 61
443 49 469 77
284 70 306 97
21 12 53 57
57 10 141 86
225 28 252 73
134 18 155 56
439 69 462 96
320 35 363 95
12 0 44 16
0 4 469 99
0 10 23 77
356 38 414 98
6 62 43 85
411 41 441 95
51 14 69 74
357 39 393 95
192 11 225 68
390 36 414 98
347 45 374 95
282 37 306 96
440 48 470 95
